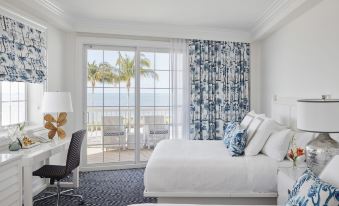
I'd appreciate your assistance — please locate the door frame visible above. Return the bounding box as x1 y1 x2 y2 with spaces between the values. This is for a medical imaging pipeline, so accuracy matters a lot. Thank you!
77 37 171 171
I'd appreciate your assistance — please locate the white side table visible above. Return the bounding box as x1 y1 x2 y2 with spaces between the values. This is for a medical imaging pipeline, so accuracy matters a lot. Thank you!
277 166 306 205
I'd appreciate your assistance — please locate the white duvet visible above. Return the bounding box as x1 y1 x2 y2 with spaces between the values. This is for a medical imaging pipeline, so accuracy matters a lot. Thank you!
144 140 280 197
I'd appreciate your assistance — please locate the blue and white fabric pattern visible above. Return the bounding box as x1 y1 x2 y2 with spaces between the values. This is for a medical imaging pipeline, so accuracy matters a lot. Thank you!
189 40 250 140
287 168 339 206
0 15 47 83
226 125 247 156
223 121 237 148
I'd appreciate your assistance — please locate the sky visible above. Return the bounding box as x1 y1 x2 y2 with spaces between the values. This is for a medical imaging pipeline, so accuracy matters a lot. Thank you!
87 49 171 90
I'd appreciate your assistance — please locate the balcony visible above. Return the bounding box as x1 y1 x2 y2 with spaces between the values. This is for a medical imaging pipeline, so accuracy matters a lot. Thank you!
86 106 170 164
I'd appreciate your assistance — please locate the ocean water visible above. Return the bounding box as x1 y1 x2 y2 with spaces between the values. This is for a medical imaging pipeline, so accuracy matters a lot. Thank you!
87 93 170 107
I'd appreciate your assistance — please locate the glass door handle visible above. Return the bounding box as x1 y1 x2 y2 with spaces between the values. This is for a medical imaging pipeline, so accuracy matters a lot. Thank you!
83 112 87 124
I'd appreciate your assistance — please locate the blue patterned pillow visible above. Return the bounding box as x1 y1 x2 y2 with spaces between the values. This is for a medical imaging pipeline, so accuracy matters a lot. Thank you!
227 126 247 156
223 121 238 148
287 168 339 206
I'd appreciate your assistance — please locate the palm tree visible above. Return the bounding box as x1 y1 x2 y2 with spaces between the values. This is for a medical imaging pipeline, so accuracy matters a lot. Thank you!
115 52 158 131
87 61 116 130
88 61 116 93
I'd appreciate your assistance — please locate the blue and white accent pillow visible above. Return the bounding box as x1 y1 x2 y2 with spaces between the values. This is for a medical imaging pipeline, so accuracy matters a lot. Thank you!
287 168 339 206
227 126 247 156
223 121 238 148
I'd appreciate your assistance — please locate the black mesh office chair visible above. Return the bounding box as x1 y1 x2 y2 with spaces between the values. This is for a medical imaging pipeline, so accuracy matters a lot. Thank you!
33 129 86 206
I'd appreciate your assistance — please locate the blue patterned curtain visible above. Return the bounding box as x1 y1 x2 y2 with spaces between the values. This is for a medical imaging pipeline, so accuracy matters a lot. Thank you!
189 40 250 140
0 15 47 83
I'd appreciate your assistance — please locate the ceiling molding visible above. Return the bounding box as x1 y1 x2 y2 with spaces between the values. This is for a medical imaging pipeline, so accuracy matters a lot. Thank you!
2 0 73 31
73 20 251 42
34 0 65 17
0 4 47 31
251 0 324 40
1 0 325 41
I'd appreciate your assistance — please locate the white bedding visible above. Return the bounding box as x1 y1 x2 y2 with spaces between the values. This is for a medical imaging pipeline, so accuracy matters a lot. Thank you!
144 140 281 197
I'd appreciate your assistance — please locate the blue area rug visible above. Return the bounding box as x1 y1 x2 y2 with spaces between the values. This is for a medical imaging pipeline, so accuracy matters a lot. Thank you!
34 168 157 206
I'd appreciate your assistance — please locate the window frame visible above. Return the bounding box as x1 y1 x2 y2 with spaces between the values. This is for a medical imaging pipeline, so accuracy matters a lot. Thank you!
0 81 28 127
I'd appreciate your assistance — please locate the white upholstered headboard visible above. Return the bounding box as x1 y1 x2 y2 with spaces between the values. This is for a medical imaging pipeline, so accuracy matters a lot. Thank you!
271 96 339 142
271 96 299 129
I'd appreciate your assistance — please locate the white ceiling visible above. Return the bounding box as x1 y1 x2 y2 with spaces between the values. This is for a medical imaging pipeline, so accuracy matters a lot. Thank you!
1 0 323 41
49 0 273 30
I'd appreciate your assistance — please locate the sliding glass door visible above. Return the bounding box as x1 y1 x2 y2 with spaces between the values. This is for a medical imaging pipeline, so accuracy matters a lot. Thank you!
85 45 171 166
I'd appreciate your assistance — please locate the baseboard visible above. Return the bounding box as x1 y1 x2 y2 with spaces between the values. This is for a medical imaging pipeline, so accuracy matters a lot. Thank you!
158 197 277 205
80 163 146 172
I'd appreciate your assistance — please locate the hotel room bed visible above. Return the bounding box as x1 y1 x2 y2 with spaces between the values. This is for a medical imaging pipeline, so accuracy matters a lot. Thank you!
144 140 289 204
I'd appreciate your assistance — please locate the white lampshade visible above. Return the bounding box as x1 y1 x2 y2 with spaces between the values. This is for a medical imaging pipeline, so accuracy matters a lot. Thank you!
41 92 73 113
297 99 339 133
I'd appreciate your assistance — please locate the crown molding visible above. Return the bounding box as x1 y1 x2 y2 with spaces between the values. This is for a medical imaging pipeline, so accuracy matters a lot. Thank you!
251 0 324 40
2 0 73 31
0 4 47 31
1 0 324 41
34 0 64 17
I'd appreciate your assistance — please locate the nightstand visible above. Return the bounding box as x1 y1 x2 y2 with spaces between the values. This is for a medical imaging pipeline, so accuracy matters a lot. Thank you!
277 166 306 205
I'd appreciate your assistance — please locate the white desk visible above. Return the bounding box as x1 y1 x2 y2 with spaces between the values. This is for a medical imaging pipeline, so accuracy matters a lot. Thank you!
9 138 79 206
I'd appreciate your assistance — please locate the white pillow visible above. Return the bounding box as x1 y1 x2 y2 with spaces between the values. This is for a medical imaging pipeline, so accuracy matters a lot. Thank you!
246 115 265 144
240 111 256 129
319 155 339 188
245 118 284 156
262 129 293 161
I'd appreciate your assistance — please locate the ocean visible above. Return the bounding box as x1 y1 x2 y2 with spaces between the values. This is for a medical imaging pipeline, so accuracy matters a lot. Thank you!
87 93 170 107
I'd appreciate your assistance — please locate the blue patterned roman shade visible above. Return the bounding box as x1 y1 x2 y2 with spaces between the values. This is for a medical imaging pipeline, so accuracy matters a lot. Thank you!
0 14 47 83
189 40 250 140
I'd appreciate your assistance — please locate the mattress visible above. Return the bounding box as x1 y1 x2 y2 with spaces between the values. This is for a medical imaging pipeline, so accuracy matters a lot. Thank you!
144 140 281 197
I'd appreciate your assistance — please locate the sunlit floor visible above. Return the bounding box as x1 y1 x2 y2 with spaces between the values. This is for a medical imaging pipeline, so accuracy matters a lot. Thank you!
87 147 153 164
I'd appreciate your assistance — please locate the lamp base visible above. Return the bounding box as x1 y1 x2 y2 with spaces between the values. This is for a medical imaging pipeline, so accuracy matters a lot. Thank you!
306 133 339 175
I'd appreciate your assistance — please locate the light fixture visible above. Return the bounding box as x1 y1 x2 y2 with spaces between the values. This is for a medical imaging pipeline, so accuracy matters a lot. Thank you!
41 92 73 139
297 97 339 175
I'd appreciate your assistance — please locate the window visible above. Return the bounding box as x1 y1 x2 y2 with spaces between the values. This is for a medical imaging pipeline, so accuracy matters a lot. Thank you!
1 81 26 126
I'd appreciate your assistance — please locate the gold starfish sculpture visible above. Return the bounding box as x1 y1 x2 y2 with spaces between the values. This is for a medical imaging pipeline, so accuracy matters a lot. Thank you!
44 112 67 139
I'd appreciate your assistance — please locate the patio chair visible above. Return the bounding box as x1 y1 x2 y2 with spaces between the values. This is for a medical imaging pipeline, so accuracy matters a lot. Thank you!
143 115 169 149
103 116 127 150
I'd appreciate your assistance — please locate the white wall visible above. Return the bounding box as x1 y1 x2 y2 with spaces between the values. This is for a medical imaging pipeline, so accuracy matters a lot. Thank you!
250 42 261 112
259 0 339 116
46 26 66 91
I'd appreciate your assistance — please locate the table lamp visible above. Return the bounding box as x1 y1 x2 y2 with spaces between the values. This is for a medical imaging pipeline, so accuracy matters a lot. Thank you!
297 97 339 175
41 92 73 139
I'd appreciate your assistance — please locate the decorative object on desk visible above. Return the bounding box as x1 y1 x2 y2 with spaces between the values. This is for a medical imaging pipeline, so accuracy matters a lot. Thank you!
19 136 40 149
9 140 21 151
41 92 73 139
297 97 339 175
7 123 25 151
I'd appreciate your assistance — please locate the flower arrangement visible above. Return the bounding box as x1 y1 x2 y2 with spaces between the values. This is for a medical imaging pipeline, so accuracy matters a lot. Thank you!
288 147 305 167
